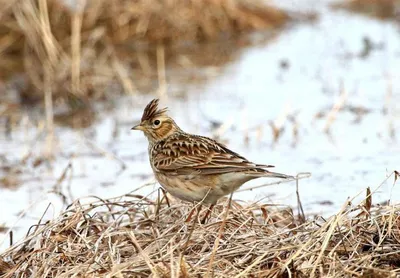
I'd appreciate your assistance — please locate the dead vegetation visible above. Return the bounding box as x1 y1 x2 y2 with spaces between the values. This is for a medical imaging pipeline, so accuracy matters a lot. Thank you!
332 0 400 19
0 0 290 107
0 172 399 277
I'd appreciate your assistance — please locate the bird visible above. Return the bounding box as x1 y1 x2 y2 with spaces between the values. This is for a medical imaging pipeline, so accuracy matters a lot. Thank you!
131 99 293 222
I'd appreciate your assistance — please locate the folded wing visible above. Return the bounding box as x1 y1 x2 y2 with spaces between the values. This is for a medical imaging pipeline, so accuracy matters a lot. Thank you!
151 133 274 175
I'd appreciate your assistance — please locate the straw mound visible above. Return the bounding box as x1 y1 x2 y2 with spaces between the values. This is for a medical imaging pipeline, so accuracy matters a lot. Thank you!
0 0 290 105
332 0 398 19
1 191 399 277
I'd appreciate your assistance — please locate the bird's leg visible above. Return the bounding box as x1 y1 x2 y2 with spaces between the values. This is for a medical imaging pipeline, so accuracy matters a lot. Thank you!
201 204 215 224
185 204 202 223
160 188 170 207
182 204 203 251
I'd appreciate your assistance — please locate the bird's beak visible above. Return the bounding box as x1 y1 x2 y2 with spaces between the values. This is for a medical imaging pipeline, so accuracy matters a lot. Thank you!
131 124 145 131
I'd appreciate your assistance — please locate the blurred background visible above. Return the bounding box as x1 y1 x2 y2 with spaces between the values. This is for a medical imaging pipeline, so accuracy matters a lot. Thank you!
0 0 399 250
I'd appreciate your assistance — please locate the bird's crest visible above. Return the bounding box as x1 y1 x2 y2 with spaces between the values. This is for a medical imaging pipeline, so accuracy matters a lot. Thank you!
141 99 168 122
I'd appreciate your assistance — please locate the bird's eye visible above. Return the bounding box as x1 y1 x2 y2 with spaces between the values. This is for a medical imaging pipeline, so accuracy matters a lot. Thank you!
153 120 160 126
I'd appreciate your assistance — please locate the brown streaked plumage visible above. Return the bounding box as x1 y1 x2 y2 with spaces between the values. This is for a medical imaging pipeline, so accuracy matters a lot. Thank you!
132 99 293 207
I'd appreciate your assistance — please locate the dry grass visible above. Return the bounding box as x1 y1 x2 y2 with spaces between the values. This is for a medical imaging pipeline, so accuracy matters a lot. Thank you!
0 0 290 106
1 173 399 277
332 0 399 19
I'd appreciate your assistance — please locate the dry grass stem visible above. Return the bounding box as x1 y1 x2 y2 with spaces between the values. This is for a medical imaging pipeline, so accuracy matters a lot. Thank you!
156 44 167 102
270 102 291 144
324 81 347 133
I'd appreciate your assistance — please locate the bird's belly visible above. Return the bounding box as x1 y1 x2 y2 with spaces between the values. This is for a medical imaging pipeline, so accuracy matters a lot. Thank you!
154 172 214 203
154 172 254 204
217 172 254 195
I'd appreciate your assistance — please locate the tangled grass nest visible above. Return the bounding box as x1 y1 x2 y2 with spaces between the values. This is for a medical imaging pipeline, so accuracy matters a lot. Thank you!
1 173 399 277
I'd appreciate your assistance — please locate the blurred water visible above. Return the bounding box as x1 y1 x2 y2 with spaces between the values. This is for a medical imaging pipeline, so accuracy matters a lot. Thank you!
1 0 399 251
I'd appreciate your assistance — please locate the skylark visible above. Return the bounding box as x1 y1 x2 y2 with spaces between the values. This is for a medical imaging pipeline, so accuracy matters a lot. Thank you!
132 99 292 220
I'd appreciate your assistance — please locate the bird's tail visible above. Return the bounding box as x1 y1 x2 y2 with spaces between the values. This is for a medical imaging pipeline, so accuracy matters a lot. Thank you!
249 168 294 179
264 170 294 179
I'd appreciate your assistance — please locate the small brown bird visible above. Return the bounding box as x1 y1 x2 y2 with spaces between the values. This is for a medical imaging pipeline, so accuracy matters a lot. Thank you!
132 99 292 220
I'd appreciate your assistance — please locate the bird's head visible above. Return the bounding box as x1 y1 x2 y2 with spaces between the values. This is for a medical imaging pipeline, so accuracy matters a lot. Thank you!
131 99 181 143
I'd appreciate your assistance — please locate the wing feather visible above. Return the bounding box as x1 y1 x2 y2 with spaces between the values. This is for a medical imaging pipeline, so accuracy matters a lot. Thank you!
151 133 274 175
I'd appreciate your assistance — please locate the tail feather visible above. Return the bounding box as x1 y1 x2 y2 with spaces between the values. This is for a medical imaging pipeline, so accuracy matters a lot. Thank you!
264 170 293 179
248 168 294 179
255 164 275 168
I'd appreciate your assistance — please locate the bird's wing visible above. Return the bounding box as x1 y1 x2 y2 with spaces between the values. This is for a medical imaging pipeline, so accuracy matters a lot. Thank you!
151 134 274 175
